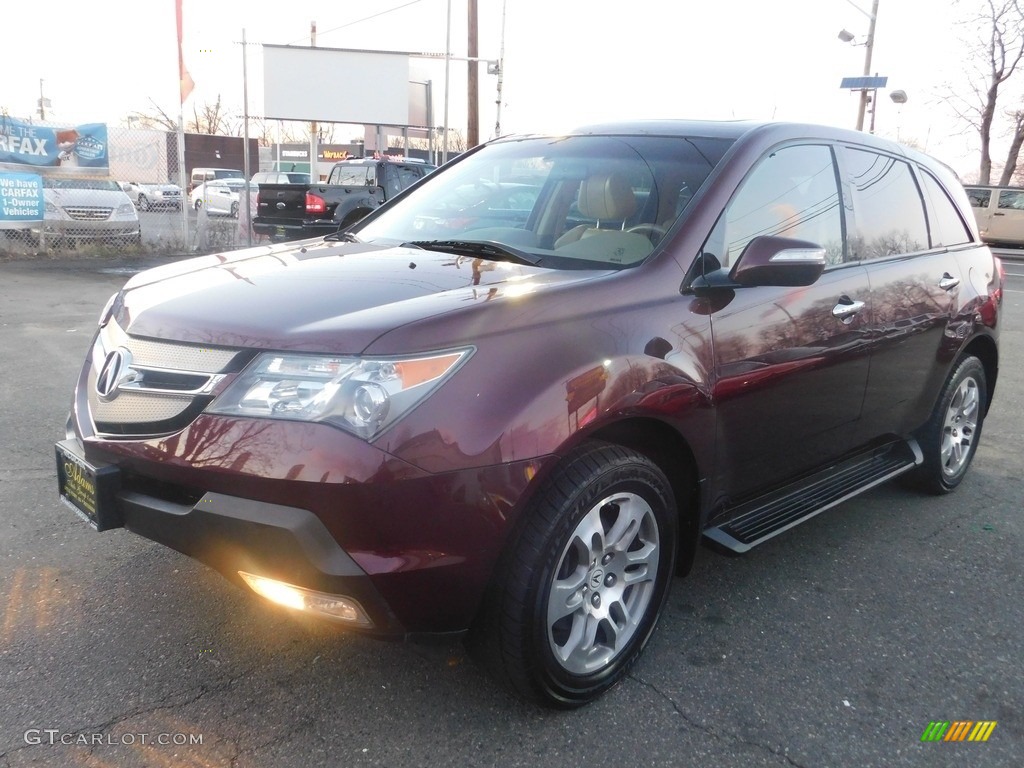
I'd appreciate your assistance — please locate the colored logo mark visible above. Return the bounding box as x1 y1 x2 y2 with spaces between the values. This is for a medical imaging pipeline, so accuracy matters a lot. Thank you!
921 721 997 742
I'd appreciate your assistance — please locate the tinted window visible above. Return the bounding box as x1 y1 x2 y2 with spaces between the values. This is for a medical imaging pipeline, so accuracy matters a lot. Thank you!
397 166 422 189
844 148 928 260
998 189 1024 210
919 170 972 247
965 188 991 208
713 144 844 266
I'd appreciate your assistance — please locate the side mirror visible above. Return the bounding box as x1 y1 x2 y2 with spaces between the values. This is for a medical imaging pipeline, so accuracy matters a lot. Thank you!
729 235 827 287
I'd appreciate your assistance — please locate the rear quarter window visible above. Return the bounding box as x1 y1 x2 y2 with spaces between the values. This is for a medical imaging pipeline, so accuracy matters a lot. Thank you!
919 171 973 247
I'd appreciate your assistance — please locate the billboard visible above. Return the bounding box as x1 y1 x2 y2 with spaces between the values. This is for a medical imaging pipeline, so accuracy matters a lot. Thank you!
0 118 109 173
263 45 412 126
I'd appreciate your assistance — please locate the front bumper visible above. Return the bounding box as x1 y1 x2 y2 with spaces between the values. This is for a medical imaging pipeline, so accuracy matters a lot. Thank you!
64 416 546 636
32 220 140 240
118 484 403 633
252 218 339 240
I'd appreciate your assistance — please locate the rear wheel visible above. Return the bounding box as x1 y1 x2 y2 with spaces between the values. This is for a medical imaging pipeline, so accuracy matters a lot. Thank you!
230 201 240 218
194 199 202 212
468 442 677 707
910 355 987 494
138 194 150 212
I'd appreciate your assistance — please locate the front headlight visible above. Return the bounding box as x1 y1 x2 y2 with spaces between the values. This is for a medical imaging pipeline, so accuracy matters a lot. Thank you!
207 348 473 440
117 203 135 216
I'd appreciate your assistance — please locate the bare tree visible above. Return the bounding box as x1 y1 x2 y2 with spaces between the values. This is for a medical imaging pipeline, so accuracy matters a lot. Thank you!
998 108 1024 184
187 95 236 135
948 0 1024 184
125 99 179 131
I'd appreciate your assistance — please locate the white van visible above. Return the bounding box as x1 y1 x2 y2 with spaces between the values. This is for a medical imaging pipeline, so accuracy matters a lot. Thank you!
964 185 1024 246
189 168 244 192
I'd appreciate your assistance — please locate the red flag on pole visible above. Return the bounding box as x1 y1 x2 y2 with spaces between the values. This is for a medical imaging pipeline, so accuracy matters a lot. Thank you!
176 0 195 104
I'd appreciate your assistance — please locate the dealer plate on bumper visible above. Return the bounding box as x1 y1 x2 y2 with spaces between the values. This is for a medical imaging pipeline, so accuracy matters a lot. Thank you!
55 439 123 531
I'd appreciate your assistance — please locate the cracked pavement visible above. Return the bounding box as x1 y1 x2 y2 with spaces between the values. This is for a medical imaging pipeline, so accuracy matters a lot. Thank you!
0 256 1021 767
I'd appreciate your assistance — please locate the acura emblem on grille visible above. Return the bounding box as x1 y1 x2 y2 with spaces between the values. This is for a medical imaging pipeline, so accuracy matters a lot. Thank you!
95 348 136 400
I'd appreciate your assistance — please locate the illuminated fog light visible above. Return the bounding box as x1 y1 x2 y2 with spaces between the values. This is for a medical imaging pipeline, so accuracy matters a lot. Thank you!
238 571 371 626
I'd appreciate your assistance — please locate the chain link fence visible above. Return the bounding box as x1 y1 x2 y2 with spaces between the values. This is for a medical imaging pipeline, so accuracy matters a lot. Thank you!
1 120 264 258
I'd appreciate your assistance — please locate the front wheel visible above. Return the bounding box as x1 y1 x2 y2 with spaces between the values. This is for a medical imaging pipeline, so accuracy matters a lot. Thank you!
910 355 987 494
468 442 677 707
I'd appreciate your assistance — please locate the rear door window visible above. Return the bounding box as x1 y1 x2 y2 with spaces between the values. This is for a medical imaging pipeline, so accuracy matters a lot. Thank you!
842 147 929 260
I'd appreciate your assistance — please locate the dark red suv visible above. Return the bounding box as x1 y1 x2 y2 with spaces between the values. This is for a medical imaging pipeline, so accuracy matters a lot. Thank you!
56 121 1003 707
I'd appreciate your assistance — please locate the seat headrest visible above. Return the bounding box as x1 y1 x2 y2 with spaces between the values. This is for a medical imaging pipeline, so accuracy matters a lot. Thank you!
578 173 637 221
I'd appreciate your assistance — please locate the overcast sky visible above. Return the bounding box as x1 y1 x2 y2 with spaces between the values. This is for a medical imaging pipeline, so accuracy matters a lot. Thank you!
1 0 1013 180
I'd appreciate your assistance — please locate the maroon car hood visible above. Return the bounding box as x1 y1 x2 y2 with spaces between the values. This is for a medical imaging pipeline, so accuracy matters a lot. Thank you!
116 240 606 353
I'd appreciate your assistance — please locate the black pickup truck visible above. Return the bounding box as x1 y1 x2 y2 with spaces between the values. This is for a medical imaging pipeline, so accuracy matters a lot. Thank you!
253 157 436 242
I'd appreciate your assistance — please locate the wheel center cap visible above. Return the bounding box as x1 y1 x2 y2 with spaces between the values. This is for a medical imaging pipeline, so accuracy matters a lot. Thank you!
589 569 604 589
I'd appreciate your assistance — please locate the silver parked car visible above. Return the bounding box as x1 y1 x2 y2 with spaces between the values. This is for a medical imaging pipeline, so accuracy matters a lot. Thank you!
121 181 183 211
34 178 141 248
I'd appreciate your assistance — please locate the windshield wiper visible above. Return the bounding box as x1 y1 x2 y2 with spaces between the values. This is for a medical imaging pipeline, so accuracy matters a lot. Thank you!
324 230 362 242
402 239 542 266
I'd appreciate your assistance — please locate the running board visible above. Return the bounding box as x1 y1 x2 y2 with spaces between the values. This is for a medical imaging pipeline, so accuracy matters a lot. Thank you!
704 440 922 553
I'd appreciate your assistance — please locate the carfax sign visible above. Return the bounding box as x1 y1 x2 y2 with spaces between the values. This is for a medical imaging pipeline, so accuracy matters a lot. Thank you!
0 172 43 225
0 117 109 172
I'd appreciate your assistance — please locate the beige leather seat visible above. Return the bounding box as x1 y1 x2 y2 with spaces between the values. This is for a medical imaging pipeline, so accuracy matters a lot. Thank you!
555 172 638 247
554 172 653 264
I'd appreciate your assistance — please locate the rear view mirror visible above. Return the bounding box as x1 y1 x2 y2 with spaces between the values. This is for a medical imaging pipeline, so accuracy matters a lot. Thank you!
730 235 827 287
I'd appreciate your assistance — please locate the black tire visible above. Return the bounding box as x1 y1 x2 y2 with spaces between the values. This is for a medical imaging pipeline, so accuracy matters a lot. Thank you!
230 201 240 218
138 194 149 212
194 199 202 212
910 355 987 494
467 441 677 707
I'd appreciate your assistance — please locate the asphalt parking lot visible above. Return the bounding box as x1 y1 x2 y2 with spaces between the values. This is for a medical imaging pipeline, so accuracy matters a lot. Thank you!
0 252 1021 768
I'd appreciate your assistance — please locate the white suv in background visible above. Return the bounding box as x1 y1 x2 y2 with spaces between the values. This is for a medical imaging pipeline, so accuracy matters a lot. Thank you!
121 181 183 211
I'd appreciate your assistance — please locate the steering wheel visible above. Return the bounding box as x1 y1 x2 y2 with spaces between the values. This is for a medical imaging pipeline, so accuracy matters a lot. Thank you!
626 224 669 243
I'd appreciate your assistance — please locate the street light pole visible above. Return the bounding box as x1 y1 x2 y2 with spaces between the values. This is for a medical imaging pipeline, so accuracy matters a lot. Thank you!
855 0 880 132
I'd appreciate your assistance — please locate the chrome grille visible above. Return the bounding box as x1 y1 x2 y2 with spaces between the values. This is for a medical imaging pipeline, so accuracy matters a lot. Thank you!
64 206 113 221
88 319 243 436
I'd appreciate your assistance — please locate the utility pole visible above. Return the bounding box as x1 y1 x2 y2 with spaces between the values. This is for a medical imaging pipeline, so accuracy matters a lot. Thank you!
38 79 49 121
855 0 880 132
494 0 506 138
310 21 318 179
467 0 479 148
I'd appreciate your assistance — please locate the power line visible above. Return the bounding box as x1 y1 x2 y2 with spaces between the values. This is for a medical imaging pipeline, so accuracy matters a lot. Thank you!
287 0 427 45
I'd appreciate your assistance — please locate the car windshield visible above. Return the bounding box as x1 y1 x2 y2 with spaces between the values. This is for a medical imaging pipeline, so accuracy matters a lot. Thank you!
44 178 122 191
354 134 734 269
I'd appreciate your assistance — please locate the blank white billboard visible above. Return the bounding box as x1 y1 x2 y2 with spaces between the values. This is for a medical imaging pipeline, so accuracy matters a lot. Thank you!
263 45 411 125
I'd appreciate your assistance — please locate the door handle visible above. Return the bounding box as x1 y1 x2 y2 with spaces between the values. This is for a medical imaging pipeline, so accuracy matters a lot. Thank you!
993 212 1005 216
938 273 960 291
832 297 865 322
